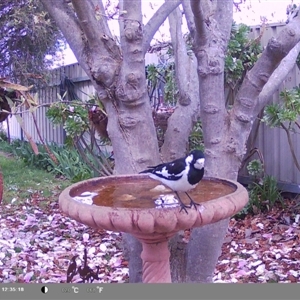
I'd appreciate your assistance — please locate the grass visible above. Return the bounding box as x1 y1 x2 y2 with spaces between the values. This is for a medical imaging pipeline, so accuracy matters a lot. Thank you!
0 154 71 206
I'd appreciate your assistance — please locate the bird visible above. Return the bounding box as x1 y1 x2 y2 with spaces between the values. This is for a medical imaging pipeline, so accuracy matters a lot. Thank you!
140 150 205 213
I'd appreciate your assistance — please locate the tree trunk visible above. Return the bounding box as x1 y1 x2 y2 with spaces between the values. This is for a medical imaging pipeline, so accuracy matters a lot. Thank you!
185 0 235 282
186 0 300 282
41 0 300 284
186 219 229 282
161 5 200 162
169 231 188 282
162 5 201 282
41 0 183 283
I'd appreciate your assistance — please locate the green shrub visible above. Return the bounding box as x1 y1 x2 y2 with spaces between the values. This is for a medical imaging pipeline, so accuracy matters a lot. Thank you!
0 139 94 183
7 139 51 170
236 160 284 218
247 159 263 179
0 129 7 141
189 120 204 152
47 145 93 183
247 175 284 214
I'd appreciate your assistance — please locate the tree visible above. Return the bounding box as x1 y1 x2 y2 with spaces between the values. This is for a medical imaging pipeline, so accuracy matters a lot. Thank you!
0 0 64 86
40 0 300 282
183 0 300 282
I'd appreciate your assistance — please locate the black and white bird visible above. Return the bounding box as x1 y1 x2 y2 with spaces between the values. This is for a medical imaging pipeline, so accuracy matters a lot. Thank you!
140 150 205 213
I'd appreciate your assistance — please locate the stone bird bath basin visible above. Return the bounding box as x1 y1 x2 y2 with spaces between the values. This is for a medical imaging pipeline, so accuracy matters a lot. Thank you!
59 174 248 283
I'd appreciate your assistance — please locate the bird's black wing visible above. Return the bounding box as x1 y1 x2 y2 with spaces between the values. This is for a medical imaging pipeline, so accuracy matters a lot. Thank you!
140 157 187 180
139 162 165 173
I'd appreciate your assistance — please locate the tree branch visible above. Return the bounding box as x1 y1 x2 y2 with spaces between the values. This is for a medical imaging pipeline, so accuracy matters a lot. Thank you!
228 15 300 162
190 0 232 175
181 0 195 36
255 41 300 115
216 0 233 42
233 15 300 122
161 5 200 161
91 0 113 37
118 0 143 65
118 0 125 41
190 0 214 46
143 0 181 54
40 0 86 65
168 6 191 106
71 0 109 49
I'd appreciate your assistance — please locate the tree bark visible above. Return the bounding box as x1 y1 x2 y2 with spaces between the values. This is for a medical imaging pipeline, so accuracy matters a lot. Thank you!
42 0 180 283
161 5 200 161
227 13 300 174
161 5 200 282
42 0 300 284
255 41 300 115
186 0 300 282
41 0 182 175
186 0 234 282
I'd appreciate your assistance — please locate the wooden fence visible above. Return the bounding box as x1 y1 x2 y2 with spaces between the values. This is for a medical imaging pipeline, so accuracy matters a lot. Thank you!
6 23 300 191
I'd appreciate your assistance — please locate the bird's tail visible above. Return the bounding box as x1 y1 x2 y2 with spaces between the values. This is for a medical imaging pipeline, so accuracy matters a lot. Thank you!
139 167 155 174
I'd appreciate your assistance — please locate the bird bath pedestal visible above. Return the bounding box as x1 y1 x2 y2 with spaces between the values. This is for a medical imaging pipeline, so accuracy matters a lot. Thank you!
59 175 248 283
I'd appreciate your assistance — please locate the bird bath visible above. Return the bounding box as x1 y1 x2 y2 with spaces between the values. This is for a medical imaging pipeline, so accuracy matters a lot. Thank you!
59 174 248 283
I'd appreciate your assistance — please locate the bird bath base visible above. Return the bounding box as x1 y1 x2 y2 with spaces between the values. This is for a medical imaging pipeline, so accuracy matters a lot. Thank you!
59 175 248 283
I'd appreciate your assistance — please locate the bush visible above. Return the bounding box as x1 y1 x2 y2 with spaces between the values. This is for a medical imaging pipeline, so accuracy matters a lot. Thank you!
0 139 94 183
0 129 7 142
10 139 51 170
47 145 93 183
247 175 284 214
189 120 204 152
236 160 284 218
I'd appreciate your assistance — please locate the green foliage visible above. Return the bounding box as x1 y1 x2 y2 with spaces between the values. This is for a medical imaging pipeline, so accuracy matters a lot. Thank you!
46 102 89 139
163 63 177 106
225 22 262 90
0 0 64 85
262 87 300 128
247 159 263 179
0 153 70 205
188 120 205 152
146 62 178 106
0 139 15 153
0 139 93 183
237 160 283 218
247 175 284 214
262 87 300 172
45 92 113 177
7 139 51 170
46 145 93 183
0 129 8 141
237 175 283 217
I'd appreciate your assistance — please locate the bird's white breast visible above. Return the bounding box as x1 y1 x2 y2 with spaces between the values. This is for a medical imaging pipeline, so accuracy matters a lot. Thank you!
148 166 196 192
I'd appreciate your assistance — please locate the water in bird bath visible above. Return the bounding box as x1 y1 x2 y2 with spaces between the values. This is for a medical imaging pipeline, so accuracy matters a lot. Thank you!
70 177 236 209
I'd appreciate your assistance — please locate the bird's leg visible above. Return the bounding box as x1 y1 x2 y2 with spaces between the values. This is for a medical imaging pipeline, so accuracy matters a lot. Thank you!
185 192 200 210
175 192 189 214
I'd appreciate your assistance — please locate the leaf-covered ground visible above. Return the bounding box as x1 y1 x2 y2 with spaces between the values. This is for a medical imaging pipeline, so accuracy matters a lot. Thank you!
214 199 300 283
1 195 299 283
0 198 129 283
